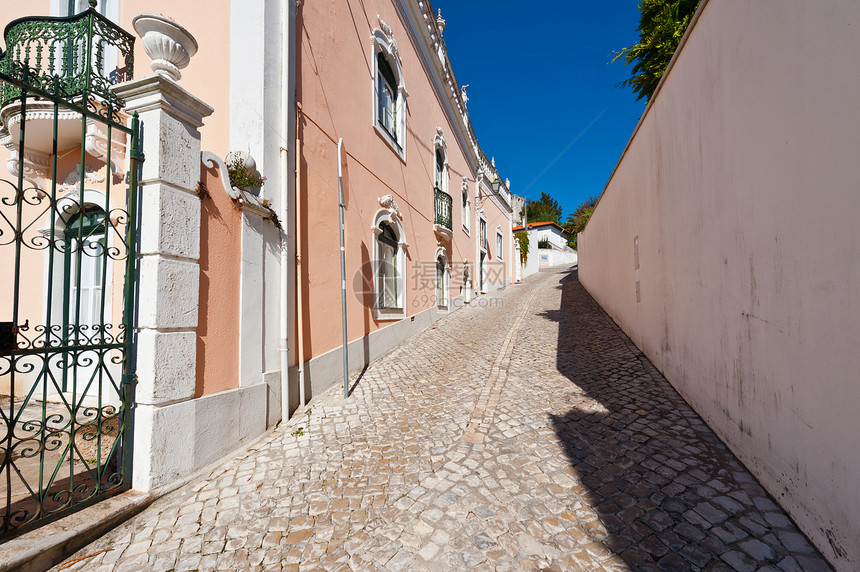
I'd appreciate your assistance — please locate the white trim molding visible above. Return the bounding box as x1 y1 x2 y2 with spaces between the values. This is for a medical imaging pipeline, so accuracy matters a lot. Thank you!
372 22 409 161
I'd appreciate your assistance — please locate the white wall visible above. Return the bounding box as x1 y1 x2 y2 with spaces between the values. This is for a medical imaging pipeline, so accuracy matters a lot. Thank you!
538 248 577 269
578 2 860 569
520 228 577 279
533 226 567 250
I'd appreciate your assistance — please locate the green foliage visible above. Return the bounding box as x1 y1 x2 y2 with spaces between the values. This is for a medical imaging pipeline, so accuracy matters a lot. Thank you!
526 192 563 224
227 156 266 189
566 195 600 250
537 239 551 249
614 0 700 101
515 231 530 263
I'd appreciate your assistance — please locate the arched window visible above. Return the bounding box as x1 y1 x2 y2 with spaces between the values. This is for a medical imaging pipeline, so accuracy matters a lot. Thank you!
435 253 449 309
373 27 407 157
372 205 408 320
434 147 445 191
57 202 110 342
461 180 470 234
377 53 398 140
377 222 399 310
46 197 116 395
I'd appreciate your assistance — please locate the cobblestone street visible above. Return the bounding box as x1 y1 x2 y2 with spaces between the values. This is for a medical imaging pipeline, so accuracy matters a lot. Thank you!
53 267 831 571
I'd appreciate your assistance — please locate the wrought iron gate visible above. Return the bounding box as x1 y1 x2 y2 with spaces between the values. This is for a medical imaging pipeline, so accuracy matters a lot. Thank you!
0 3 140 540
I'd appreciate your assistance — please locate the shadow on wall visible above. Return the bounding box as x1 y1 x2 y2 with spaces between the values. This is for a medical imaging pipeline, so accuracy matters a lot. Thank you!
542 270 828 570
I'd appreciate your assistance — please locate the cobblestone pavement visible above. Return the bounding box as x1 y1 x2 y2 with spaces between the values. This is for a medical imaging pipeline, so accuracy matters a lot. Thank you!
53 267 832 571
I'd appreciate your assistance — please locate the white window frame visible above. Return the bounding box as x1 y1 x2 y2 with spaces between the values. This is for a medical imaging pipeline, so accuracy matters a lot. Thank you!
433 129 448 196
372 29 408 161
371 208 408 321
461 178 470 235
496 229 504 261
435 248 449 311
479 217 488 253
41 188 120 404
53 0 122 81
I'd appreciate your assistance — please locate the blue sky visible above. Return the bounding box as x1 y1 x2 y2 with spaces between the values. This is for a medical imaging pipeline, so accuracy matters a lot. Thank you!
432 1 646 220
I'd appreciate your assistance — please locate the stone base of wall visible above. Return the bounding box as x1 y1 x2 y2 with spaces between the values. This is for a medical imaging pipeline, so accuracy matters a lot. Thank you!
133 376 280 491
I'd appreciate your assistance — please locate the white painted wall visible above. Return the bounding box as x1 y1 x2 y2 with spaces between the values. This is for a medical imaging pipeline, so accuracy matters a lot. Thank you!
538 248 577 269
230 0 286 403
532 226 567 250
578 2 860 569
520 228 577 280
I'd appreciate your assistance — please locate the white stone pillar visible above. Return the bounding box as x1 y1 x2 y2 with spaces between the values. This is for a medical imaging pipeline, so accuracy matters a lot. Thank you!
113 76 213 491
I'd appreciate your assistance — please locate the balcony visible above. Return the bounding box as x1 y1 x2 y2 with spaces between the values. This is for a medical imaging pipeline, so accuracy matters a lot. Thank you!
0 5 134 174
433 186 453 242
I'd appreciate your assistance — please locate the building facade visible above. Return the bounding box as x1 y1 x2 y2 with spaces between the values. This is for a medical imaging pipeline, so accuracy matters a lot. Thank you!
0 0 514 539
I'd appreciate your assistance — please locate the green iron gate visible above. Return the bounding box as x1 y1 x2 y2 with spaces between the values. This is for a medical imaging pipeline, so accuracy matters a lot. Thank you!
0 2 140 540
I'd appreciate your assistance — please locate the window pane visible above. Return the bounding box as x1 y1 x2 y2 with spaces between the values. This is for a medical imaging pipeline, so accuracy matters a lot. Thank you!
377 227 400 309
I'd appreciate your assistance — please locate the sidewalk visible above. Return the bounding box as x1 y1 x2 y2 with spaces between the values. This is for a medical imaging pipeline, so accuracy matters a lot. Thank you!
50 267 831 571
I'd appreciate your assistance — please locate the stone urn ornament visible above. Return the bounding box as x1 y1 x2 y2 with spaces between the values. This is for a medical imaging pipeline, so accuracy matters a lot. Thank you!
132 14 198 81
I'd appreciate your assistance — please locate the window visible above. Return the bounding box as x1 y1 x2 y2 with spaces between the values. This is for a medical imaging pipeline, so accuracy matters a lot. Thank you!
377 53 398 140
55 0 122 82
377 222 399 309
373 28 407 157
436 254 448 309
496 231 503 261
45 195 116 395
479 218 487 252
372 206 407 320
461 182 470 234
434 147 445 191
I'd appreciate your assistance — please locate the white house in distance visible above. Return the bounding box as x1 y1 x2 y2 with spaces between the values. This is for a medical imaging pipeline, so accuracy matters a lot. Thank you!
518 221 569 250
514 221 578 278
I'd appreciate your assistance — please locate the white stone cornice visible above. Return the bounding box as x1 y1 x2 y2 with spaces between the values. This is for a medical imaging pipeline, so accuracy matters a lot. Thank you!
113 74 214 128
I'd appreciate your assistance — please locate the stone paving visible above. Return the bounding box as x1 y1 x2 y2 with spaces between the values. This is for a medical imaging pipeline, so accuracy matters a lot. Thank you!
51 267 832 571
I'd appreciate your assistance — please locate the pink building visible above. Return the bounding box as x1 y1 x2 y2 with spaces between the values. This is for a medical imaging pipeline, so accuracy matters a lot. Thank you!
0 0 514 539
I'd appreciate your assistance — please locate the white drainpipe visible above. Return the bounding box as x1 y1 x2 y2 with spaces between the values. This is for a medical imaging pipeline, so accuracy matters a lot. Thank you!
279 0 296 423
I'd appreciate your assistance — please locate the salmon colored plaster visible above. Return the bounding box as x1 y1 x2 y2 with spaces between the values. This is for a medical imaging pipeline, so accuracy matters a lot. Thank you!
295 0 510 362
1 2 49 27
196 165 241 397
118 0 230 156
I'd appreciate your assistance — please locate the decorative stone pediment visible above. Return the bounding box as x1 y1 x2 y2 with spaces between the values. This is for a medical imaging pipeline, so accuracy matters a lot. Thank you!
376 16 400 61
378 194 402 220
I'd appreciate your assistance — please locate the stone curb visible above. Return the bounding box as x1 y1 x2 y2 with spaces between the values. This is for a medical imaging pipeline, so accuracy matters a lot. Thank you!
2 424 285 572
0 490 154 572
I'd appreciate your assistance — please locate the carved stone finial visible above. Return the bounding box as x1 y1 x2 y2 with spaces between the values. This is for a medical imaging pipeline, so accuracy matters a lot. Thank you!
132 14 199 82
461 84 469 105
436 9 446 34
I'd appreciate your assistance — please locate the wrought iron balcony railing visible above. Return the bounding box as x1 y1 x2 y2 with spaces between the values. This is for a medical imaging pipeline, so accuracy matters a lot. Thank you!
0 0 134 116
434 186 452 230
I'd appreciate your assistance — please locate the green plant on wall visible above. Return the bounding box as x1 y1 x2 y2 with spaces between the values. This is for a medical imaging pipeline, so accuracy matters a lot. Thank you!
227 155 266 189
515 231 529 263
